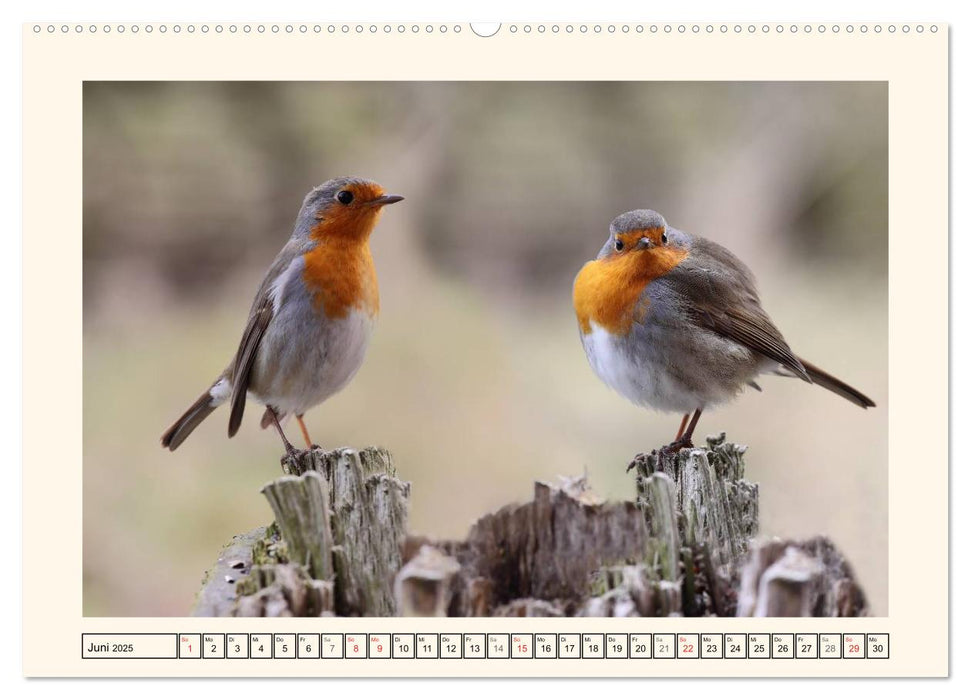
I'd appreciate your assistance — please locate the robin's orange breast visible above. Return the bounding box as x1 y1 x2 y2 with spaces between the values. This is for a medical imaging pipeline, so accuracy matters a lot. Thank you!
301 238 379 319
573 247 688 335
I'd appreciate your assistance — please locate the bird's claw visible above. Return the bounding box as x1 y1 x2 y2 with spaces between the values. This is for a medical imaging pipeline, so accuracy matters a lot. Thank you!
659 437 694 456
280 445 304 474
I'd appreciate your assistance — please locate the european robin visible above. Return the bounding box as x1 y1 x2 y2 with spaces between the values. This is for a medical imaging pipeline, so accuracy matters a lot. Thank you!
572 209 874 452
161 177 403 457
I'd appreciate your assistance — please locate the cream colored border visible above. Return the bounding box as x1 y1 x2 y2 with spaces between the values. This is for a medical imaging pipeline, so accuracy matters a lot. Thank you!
22 22 948 678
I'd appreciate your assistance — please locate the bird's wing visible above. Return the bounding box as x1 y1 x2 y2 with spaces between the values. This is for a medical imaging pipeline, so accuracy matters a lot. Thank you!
662 237 811 383
227 294 273 437
226 239 306 437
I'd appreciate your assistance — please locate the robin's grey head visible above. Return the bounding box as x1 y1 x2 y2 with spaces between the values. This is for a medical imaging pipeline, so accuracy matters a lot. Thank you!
609 209 667 237
598 209 672 259
293 177 403 241
302 177 403 216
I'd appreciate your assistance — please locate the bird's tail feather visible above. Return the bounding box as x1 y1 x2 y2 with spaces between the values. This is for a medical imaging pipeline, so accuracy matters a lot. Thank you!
161 390 218 450
797 356 876 409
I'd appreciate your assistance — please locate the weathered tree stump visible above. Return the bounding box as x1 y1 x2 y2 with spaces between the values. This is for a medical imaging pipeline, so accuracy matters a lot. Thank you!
194 435 868 617
193 447 410 617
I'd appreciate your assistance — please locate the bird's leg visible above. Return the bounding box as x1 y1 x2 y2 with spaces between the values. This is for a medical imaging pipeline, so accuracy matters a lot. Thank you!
674 413 690 441
681 408 703 445
661 408 703 454
631 411 696 471
295 414 316 450
267 407 300 462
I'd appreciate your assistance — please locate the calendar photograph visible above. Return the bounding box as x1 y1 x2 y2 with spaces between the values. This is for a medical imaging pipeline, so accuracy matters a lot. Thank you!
81 80 888 620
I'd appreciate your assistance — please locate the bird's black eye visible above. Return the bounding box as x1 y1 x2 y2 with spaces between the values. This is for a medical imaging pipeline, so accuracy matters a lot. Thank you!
614 239 624 252
336 190 354 205
661 232 668 244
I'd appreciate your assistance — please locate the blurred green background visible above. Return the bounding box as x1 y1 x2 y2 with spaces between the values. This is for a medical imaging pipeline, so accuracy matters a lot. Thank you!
83 82 888 616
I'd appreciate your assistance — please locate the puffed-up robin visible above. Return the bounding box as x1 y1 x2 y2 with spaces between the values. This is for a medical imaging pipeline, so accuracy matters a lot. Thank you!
572 209 874 452
161 177 403 457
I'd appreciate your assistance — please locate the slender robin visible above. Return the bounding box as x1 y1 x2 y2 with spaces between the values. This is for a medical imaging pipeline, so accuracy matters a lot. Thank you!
161 177 403 457
572 209 874 452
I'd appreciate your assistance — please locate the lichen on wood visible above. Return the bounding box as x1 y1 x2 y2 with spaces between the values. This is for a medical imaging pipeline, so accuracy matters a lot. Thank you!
631 433 759 570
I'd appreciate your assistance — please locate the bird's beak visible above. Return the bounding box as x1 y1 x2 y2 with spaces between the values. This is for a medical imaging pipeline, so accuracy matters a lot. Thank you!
637 236 654 250
369 194 404 207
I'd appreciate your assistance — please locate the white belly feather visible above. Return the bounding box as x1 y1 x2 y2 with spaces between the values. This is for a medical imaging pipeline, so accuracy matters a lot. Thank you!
581 321 704 413
254 308 375 416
